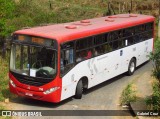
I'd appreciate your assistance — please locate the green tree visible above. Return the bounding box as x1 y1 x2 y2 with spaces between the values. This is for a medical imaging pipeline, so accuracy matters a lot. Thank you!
150 39 160 86
0 0 15 46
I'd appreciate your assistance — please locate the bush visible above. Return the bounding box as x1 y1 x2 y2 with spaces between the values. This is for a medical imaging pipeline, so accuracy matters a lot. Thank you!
150 39 160 85
120 83 137 106
0 55 15 102
147 37 160 111
145 81 160 111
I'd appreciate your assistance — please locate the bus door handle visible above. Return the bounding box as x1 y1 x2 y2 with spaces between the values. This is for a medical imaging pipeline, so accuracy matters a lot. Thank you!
120 50 123 56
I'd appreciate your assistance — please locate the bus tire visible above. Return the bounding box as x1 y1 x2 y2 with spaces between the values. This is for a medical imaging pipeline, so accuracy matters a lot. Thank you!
75 80 83 99
127 58 136 76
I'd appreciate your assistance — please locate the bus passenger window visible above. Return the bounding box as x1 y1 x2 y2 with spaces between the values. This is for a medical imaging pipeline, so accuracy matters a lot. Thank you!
128 36 134 45
93 48 98 56
104 43 112 52
63 49 74 65
112 40 119 50
118 40 124 48
76 54 82 62
76 49 93 62
95 46 104 55
85 50 92 59
61 48 74 76
76 51 85 62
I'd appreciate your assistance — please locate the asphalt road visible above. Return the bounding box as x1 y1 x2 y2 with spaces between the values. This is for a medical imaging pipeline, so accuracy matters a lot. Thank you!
10 61 153 119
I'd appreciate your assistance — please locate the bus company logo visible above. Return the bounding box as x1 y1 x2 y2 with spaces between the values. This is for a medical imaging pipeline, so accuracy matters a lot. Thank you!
2 111 11 116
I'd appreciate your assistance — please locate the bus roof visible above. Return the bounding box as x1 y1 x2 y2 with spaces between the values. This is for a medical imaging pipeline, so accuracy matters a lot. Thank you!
14 14 155 43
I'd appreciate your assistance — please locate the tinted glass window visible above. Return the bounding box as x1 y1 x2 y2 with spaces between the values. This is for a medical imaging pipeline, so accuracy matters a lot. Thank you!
118 39 124 48
128 36 134 45
124 27 135 37
76 49 93 62
61 42 75 76
94 35 105 45
112 40 119 50
76 37 93 50
112 31 119 41
146 22 153 30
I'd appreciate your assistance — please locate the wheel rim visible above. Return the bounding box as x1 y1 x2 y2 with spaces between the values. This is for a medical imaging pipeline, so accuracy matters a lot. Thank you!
130 62 135 73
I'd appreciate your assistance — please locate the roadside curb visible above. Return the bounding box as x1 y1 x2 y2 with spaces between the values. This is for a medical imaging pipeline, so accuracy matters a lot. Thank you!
130 101 151 119
129 71 159 119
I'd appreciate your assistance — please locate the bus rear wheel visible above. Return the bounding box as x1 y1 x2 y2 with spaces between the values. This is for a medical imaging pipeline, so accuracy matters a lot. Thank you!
75 80 83 99
127 58 136 76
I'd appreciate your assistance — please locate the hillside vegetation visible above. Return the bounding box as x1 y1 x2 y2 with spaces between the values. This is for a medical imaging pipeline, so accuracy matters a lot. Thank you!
1 0 159 43
10 0 159 30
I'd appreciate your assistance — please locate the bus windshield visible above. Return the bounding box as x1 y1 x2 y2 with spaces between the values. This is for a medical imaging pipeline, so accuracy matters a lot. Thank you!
10 44 57 78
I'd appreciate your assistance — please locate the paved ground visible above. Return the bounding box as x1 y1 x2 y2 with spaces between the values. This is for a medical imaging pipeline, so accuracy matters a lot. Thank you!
9 62 153 119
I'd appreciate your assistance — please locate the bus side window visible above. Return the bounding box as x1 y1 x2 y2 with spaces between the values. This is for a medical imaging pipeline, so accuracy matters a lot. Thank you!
76 49 93 62
103 43 112 53
61 49 74 65
60 41 75 76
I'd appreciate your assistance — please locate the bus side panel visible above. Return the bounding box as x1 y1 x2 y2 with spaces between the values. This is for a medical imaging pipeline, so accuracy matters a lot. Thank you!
60 39 153 101
135 38 153 66
120 38 153 73
91 50 121 86
60 61 92 101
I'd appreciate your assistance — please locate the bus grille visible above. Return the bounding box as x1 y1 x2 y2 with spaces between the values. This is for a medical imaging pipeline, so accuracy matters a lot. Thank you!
10 71 50 86
16 78 45 86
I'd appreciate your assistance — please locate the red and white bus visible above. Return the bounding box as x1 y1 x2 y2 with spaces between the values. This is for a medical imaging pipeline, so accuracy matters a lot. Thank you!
9 14 155 103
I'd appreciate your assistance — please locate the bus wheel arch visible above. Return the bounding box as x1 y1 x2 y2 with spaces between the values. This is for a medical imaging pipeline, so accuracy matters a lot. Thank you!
127 57 136 76
75 76 88 99
81 76 88 89
132 57 137 67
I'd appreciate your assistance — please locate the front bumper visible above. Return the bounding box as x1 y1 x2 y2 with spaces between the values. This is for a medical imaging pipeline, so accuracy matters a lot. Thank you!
9 83 61 103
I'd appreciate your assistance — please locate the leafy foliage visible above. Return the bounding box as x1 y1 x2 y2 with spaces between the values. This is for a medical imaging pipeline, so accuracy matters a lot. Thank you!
145 81 160 111
120 84 137 105
0 0 15 46
149 39 160 83
147 38 160 111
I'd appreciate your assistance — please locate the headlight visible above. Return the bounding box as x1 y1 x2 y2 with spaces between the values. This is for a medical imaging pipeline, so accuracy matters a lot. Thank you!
10 79 16 88
43 87 60 95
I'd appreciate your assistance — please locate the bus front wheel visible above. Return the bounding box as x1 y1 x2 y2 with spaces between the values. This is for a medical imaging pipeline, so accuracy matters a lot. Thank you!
75 80 83 99
127 58 136 76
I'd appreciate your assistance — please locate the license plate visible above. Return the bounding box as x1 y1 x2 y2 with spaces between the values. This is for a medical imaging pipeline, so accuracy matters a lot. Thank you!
25 92 33 97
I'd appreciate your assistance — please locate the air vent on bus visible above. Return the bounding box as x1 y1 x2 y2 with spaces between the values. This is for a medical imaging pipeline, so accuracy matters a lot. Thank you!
73 23 92 26
65 25 77 29
80 20 91 23
118 14 138 18
118 15 130 18
105 18 115 22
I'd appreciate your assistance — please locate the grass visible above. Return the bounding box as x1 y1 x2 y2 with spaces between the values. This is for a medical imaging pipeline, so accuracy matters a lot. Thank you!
120 83 137 106
145 79 160 111
6 0 159 31
0 54 15 102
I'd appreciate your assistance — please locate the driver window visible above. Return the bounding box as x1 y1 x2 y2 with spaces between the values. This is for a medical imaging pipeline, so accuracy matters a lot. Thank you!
30 47 57 78
61 41 75 76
